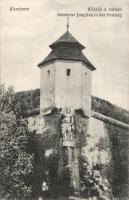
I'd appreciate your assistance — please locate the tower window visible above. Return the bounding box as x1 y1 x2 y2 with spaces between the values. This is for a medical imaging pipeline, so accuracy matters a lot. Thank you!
85 72 87 77
66 69 71 76
47 70 50 78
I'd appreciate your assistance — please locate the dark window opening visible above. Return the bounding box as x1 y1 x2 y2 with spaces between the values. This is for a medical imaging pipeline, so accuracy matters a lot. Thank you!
47 70 50 78
66 69 71 76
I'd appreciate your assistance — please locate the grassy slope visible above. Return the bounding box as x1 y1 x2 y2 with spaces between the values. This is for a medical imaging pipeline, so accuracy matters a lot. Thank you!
14 89 129 124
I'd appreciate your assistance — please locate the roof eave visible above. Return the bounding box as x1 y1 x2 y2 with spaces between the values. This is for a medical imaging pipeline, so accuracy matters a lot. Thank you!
37 58 96 71
82 61 96 71
37 58 56 68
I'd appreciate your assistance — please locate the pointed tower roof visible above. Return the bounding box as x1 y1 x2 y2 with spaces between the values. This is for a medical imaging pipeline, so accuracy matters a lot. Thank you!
49 30 85 50
38 30 96 71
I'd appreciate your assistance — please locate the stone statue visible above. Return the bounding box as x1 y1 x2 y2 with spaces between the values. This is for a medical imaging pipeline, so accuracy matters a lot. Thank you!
61 108 74 143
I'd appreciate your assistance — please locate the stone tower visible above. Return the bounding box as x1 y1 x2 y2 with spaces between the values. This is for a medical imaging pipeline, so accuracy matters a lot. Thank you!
38 29 96 195
38 30 96 117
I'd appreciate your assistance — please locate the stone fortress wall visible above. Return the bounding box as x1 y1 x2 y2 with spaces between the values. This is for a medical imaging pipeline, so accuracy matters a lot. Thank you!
14 89 129 199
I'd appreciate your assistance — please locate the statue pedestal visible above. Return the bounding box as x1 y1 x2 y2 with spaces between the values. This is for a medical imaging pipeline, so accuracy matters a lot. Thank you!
63 140 74 147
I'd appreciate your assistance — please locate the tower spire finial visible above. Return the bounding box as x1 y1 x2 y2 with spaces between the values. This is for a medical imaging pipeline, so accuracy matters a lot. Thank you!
67 15 69 31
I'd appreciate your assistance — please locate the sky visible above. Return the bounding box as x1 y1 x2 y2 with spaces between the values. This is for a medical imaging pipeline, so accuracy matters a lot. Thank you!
1 0 129 110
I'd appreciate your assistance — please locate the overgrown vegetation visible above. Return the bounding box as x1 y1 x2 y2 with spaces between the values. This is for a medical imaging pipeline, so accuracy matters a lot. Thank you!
79 133 112 199
1 86 129 200
0 85 34 199
92 96 129 124
14 89 40 117
14 89 129 124
105 123 129 199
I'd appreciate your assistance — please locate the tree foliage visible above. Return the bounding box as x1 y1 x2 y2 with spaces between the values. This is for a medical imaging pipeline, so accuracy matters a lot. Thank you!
0 85 34 199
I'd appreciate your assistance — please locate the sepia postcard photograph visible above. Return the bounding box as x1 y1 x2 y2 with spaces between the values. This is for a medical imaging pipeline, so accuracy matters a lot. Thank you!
0 0 129 199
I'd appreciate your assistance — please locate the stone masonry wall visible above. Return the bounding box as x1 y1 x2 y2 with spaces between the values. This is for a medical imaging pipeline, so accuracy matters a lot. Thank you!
27 111 129 199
